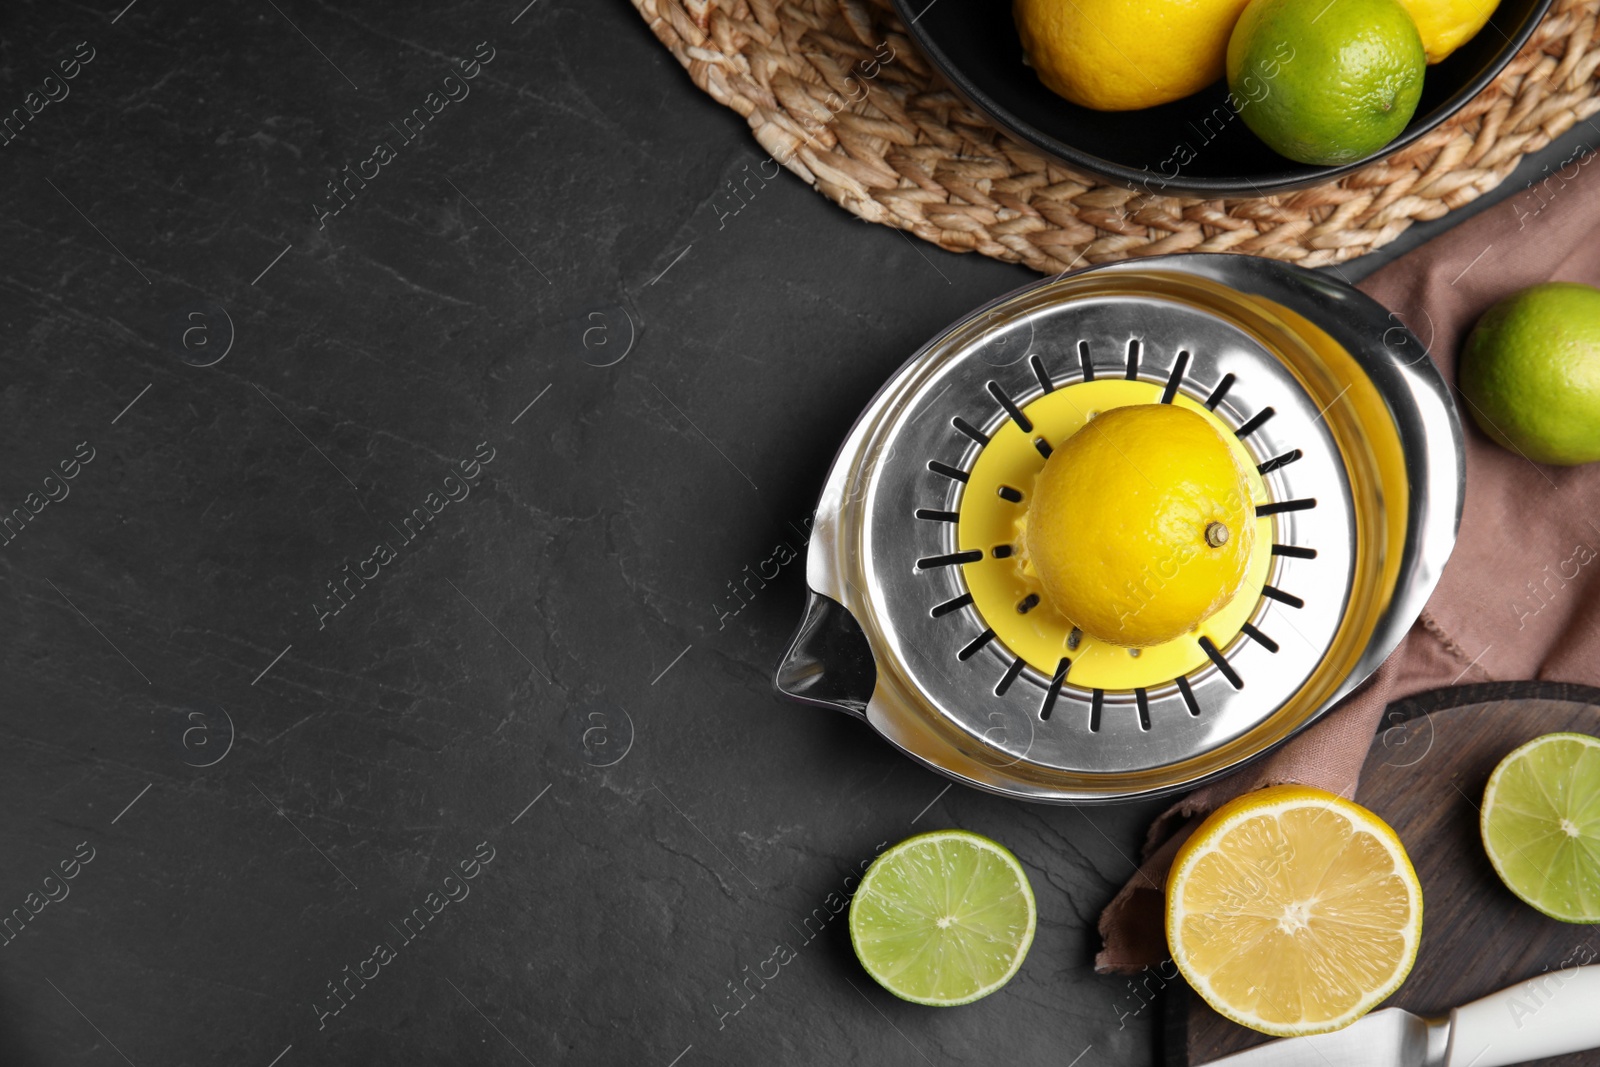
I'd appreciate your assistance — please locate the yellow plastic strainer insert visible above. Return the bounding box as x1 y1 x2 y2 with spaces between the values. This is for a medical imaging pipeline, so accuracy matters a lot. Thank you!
956 379 1273 690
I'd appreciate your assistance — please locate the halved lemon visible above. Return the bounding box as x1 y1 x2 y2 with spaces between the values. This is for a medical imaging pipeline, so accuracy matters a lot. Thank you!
1166 785 1423 1037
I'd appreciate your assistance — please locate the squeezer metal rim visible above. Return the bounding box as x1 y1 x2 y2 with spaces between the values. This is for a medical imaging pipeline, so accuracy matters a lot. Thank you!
775 253 1464 804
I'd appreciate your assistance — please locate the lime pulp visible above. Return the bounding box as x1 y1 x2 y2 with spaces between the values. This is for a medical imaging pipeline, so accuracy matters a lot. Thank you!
1482 732 1600 923
847 829 1037 1006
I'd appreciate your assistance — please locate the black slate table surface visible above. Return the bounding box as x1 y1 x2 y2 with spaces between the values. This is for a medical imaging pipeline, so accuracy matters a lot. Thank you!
2 1 1594 1064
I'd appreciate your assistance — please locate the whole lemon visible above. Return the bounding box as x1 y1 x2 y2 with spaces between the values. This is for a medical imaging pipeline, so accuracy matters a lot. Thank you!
1458 282 1600 466
1014 0 1254 112
1022 404 1256 647
1227 0 1426 165
1395 0 1501 62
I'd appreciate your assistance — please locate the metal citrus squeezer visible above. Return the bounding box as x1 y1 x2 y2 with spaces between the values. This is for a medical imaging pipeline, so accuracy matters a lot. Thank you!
774 253 1463 803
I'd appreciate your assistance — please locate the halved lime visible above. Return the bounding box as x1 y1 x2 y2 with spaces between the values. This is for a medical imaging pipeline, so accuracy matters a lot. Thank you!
848 829 1036 1006
1482 732 1600 923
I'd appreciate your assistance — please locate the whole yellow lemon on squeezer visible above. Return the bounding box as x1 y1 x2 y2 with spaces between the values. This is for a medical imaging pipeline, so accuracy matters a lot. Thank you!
1021 404 1255 647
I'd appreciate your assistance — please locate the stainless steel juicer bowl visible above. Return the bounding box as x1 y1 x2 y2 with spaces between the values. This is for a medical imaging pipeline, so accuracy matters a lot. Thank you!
774 253 1463 803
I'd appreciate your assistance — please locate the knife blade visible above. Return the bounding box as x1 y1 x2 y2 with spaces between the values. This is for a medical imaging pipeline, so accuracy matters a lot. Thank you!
1199 964 1600 1067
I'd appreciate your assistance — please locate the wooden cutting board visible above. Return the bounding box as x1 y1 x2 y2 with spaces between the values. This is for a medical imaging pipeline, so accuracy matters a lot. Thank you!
1173 683 1600 1067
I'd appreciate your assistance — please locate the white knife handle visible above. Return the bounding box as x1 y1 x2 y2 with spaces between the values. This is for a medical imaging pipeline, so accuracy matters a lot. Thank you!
1447 964 1600 1067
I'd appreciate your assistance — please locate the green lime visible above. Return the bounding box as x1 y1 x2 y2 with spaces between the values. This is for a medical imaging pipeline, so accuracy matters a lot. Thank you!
1227 0 1426 165
1481 732 1600 923
848 829 1036 1005
1458 282 1600 466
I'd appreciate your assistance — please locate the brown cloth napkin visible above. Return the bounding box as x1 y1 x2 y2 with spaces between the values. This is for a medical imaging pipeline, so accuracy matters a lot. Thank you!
1095 172 1600 973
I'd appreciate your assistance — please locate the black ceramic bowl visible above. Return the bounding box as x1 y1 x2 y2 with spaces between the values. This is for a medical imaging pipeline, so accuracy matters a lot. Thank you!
892 0 1551 197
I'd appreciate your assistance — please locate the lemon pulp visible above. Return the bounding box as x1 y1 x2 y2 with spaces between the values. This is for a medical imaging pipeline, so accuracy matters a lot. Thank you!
1167 785 1423 1037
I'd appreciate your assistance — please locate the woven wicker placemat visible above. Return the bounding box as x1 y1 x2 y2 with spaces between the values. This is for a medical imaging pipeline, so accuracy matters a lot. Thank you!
632 0 1600 270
